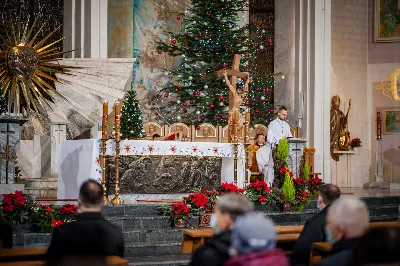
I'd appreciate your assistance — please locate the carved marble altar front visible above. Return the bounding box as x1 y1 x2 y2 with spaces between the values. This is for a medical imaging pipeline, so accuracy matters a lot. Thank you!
287 138 308 178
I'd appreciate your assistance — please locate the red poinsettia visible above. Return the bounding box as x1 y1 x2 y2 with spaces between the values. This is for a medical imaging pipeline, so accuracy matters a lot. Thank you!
248 179 271 194
2 191 26 213
51 220 64 227
293 177 305 186
169 203 190 221
258 195 267 203
41 205 53 212
279 167 286 174
58 204 78 215
219 182 244 194
186 193 209 209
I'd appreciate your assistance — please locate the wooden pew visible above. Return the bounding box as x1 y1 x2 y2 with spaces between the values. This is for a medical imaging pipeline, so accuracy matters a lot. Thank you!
0 256 128 266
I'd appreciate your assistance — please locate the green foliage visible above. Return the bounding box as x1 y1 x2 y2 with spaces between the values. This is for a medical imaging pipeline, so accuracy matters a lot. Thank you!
155 0 279 126
121 90 144 139
276 137 289 161
282 174 295 203
303 163 310 180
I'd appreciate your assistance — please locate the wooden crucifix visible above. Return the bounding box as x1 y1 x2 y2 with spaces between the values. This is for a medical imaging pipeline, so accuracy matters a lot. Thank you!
216 54 250 142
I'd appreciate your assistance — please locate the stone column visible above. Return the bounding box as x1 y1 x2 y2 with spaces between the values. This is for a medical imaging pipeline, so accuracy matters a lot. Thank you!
0 115 26 194
48 112 69 179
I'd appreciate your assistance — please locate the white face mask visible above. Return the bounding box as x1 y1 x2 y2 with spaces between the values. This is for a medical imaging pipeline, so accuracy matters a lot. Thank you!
210 214 221 234
317 201 323 211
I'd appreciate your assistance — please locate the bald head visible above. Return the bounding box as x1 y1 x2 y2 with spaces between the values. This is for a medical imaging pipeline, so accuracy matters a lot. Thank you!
318 184 341 209
79 180 104 210
326 198 369 242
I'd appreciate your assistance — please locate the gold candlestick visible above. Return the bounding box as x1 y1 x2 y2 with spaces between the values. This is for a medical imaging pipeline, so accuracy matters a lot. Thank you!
110 100 124 205
244 112 250 186
377 112 382 140
232 111 239 185
101 100 108 203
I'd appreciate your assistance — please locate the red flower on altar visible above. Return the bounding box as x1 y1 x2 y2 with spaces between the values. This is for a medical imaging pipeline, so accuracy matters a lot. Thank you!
289 171 293 177
2 191 26 213
293 177 305 186
219 182 244 194
248 179 271 194
311 177 322 185
169 203 190 221
41 205 53 212
187 193 209 208
51 220 64 227
258 195 267 203
300 191 307 198
124 145 131 153
279 167 286 174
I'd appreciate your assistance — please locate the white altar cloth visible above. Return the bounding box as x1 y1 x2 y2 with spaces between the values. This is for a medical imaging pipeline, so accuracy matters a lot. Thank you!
57 140 246 199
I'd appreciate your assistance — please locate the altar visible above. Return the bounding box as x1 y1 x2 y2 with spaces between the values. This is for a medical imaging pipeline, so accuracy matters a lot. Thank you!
57 139 245 198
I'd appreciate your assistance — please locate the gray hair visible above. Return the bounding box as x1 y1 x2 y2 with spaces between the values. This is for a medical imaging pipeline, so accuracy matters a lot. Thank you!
216 194 254 221
328 198 369 235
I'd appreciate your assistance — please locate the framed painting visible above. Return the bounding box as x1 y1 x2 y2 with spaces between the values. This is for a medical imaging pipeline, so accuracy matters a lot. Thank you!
374 0 400 42
384 110 400 134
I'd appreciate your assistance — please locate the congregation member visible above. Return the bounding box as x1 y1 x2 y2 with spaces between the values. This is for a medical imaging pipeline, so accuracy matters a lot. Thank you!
0 209 12 248
225 212 290 266
352 225 400 266
290 184 341 266
190 194 254 266
312 198 369 266
248 133 265 172
152 134 161 140
47 180 124 261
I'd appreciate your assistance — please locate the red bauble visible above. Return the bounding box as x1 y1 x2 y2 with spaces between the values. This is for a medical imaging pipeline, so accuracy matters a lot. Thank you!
256 109 260 113
195 125 201 130
268 39 273 44
206 12 210 16
198 33 203 37
184 32 188 37
177 85 182 89
210 104 214 108
245 101 249 106
196 91 201 96
254 43 258 47
193 92 197 96
183 102 187 107
200 73 205 78
164 93 169 98
155 112 159 116
222 63 227 67
151 102 156 105
219 95 224 100
205 35 209 39
190 100 194 104
221 115 226 119
200 116 205 120
183 109 187 113
172 39 177 44
269 109 274 113
177 16 181 20
245 3 249 7
157 50 162 54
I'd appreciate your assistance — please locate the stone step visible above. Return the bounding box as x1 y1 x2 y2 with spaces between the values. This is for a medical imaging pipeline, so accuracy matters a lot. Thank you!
127 255 191 266
21 178 58 189
24 188 57 199
125 242 182 257
102 204 168 217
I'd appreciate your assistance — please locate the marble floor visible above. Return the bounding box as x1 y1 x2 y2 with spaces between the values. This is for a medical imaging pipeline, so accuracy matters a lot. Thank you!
35 188 400 206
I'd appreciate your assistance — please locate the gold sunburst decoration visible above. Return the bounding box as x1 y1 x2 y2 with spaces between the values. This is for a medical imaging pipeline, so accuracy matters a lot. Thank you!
0 12 74 117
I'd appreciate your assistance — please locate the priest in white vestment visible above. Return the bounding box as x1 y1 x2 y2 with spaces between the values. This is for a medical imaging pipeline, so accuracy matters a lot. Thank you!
257 107 292 185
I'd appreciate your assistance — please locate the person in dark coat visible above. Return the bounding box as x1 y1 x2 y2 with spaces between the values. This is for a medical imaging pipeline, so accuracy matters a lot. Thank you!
312 198 369 266
47 180 124 262
0 209 12 248
225 212 290 266
190 194 254 266
290 184 341 266
352 225 400 266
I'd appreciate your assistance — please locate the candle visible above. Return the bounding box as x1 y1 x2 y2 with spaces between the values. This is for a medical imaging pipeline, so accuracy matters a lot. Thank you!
234 111 239 122
377 112 382 139
102 100 108 140
245 112 250 122
114 100 121 142
232 111 239 143
244 112 250 143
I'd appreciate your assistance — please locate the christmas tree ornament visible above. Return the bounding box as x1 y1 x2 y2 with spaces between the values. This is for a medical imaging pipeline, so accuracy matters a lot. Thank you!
158 50 162 54
261 96 266 101
183 102 187 106
177 100 181 104
204 85 208 89
177 115 182 121
196 110 201 115
219 102 224 106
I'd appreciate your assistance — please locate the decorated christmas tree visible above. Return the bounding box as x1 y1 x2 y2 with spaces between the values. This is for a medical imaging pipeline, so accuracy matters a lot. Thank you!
154 0 280 126
121 90 145 139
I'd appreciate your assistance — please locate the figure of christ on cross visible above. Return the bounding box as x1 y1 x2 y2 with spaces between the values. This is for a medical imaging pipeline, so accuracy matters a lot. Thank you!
216 54 252 142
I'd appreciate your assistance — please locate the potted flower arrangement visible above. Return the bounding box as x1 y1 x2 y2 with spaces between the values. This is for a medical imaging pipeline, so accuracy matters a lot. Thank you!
2 191 31 230
308 177 323 197
244 180 272 205
169 203 190 228
183 192 211 227
349 138 362 152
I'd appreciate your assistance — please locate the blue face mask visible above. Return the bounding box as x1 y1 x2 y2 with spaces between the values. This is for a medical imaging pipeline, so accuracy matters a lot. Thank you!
325 230 335 244
317 202 323 211
210 214 221 234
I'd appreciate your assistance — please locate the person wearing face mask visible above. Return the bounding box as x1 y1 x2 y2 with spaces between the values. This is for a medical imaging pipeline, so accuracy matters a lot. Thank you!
190 194 254 266
312 198 370 266
290 184 341 266
225 212 290 266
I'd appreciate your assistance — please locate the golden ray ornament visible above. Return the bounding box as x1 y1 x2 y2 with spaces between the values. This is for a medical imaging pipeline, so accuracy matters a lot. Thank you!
0 13 75 117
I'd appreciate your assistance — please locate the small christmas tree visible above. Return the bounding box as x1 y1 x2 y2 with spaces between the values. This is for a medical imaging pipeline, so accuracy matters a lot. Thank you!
120 90 145 139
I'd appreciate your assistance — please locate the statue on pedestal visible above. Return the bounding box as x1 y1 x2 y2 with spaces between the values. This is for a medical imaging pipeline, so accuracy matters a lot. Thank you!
330 96 351 161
